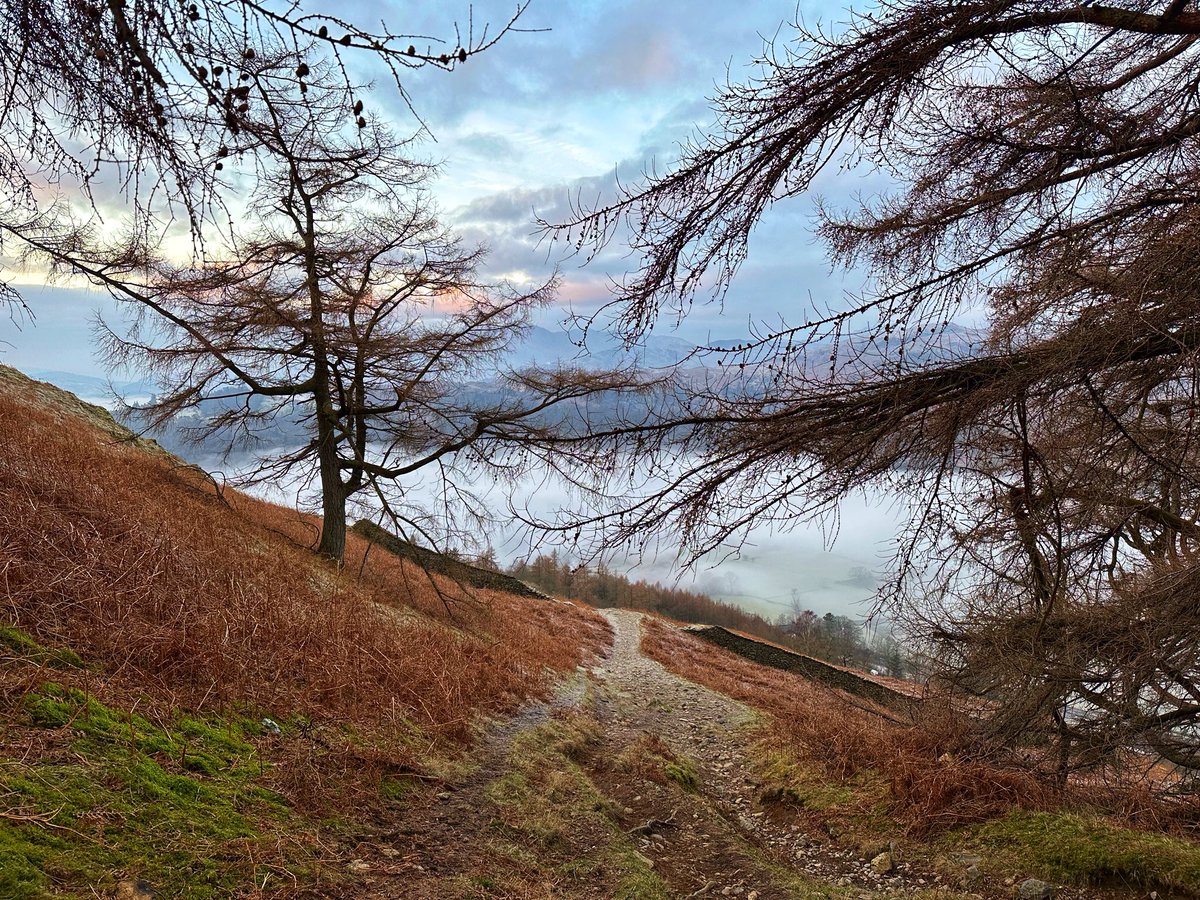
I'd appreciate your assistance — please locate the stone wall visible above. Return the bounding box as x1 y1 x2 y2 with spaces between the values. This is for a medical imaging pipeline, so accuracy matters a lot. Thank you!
684 625 917 715
351 521 554 602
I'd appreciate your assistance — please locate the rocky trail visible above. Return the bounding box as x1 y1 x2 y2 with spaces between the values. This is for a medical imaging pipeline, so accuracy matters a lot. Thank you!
581 610 949 899
340 611 971 898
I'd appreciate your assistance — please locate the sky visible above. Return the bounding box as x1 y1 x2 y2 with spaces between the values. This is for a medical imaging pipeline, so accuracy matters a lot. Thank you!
2 0 871 375
408 0 875 340
0 0 907 619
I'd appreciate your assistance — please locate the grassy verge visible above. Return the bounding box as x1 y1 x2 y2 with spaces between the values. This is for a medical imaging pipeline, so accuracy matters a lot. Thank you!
640 620 1200 896
953 809 1200 894
473 711 670 899
750 723 1200 895
753 742 897 851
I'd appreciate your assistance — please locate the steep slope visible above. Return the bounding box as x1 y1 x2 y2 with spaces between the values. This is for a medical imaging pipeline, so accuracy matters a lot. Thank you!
0 364 610 898
4 363 1199 900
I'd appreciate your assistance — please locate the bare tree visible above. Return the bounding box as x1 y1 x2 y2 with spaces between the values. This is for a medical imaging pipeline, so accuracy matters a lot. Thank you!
0 0 532 309
22 73 646 563
548 1 1200 782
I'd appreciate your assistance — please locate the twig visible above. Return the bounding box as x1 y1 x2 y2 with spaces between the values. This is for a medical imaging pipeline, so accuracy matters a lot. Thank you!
0 806 61 824
626 807 677 836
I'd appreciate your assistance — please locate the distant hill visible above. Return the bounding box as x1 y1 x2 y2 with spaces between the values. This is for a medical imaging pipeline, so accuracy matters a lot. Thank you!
503 325 699 370
26 369 157 408
28 321 982 465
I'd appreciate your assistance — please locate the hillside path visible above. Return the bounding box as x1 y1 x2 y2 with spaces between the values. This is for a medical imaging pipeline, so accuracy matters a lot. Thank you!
344 609 950 898
587 609 941 899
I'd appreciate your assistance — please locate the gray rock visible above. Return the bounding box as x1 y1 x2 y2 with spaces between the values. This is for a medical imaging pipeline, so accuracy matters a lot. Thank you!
1017 878 1054 900
116 881 155 900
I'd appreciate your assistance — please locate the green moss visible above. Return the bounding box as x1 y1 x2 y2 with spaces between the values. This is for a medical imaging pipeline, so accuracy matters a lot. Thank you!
0 824 53 899
0 624 40 655
612 855 672 899
479 713 669 897
960 809 1200 892
664 758 699 791
0 624 86 670
379 775 419 802
1 683 299 898
755 747 884 812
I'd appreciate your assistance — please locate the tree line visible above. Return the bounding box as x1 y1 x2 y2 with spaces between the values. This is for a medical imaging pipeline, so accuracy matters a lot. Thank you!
506 552 901 675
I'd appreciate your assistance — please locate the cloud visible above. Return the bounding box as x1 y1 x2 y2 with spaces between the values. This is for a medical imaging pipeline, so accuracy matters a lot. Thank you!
8 1 878 365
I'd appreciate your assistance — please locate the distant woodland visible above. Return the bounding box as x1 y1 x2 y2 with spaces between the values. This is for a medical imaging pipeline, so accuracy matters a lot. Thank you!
506 552 905 676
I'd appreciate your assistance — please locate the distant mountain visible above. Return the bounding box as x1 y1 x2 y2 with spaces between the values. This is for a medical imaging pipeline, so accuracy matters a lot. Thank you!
28 322 984 465
27 370 157 409
504 325 699 371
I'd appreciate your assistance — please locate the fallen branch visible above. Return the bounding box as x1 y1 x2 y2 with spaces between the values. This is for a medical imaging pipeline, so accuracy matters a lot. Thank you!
626 808 678 837
0 806 61 825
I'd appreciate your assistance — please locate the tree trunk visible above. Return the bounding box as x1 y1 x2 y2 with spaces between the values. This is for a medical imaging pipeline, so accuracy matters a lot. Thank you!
317 476 347 564
315 403 347 564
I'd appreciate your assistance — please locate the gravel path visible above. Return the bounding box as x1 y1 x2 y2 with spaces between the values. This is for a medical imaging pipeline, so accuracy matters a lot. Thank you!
344 608 966 899
590 609 953 899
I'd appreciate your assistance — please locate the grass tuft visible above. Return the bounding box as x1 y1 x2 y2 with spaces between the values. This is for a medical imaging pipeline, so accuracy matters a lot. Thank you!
963 810 1200 893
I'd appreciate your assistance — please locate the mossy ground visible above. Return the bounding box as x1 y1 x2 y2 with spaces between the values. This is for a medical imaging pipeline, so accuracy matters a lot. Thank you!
754 738 1200 895
754 743 894 850
475 711 670 898
955 809 1200 893
0 626 315 898
0 624 85 671
613 731 700 792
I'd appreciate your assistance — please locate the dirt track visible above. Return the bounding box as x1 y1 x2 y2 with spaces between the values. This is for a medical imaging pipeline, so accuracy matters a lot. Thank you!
587 609 946 898
342 610 957 898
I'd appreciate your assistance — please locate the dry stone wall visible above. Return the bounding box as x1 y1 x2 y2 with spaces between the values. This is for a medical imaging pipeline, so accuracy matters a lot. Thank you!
351 521 554 602
684 625 917 715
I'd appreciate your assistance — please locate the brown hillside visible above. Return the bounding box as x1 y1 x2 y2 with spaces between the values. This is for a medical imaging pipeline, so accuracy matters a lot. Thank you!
0 363 609 741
